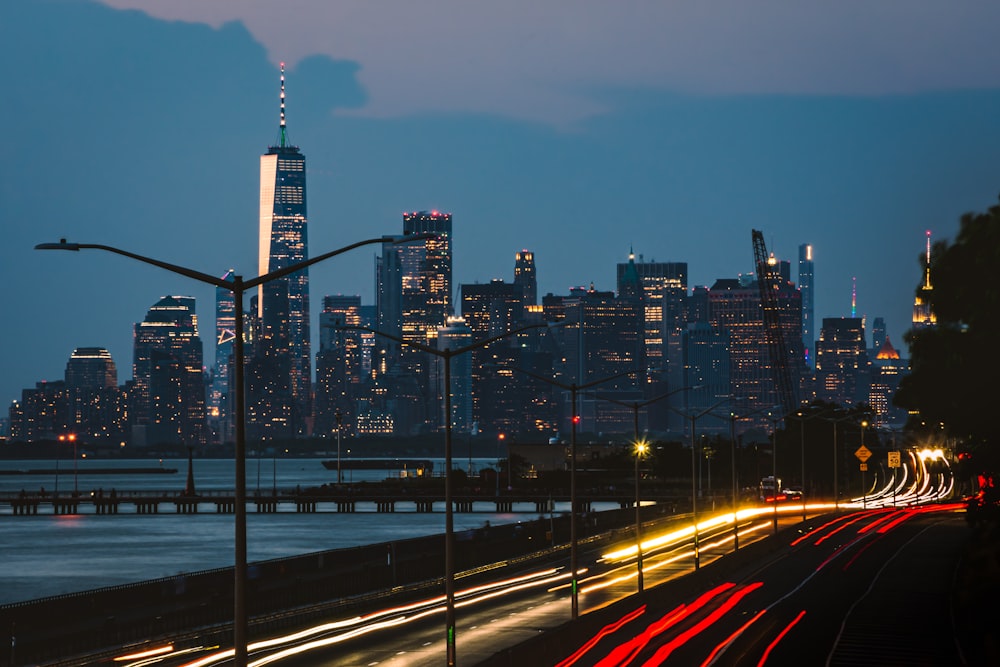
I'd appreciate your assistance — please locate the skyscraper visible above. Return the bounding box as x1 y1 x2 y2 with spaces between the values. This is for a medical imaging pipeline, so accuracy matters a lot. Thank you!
132 296 206 447
615 252 687 370
814 317 868 406
314 294 363 437
912 231 936 330
209 269 236 444
514 250 537 306
259 63 311 435
798 244 814 367
65 347 120 442
373 210 453 433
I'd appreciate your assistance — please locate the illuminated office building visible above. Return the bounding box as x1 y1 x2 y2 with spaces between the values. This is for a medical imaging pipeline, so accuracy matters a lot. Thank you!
65 347 120 442
708 276 802 430
258 63 311 435
514 250 537 306
132 296 206 447
798 244 815 367
869 335 907 427
615 252 687 369
209 269 236 444
314 295 363 437
372 211 452 433
814 317 869 406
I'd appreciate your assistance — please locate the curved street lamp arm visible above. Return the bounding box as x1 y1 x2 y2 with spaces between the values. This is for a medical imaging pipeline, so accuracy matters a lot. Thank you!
245 233 434 290
36 241 227 288
341 321 557 358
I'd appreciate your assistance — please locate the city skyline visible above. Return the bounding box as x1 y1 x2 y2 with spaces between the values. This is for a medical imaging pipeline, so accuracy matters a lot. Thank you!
4 1 1000 406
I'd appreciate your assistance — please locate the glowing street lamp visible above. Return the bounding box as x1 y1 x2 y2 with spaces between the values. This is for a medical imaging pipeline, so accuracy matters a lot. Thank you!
669 399 728 570
585 385 697 591
36 233 429 667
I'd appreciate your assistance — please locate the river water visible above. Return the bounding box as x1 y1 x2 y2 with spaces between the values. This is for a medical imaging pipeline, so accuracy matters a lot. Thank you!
0 458 585 605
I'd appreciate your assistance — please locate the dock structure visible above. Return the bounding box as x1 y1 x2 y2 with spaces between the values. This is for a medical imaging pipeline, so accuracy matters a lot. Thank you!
0 490 634 516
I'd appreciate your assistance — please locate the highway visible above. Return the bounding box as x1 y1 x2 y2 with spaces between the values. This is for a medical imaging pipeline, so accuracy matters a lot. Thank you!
104 449 964 666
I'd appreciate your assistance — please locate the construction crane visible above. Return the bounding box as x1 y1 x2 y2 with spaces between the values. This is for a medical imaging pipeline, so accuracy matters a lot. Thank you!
752 229 799 417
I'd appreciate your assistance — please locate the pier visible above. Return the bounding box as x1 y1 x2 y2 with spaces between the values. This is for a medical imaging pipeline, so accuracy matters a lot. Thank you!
0 489 654 516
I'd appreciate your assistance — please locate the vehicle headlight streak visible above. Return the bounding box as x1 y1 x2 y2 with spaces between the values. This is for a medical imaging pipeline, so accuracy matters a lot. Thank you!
175 568 567 667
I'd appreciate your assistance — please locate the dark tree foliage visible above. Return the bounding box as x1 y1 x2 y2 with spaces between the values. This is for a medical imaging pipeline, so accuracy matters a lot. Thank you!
895 197 1000 469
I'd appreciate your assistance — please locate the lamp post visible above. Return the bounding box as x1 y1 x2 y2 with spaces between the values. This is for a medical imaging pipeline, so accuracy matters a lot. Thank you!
861 419 869 509
340 323 552 666
725 404 780 550
767 412 780 535
335 409 344 485
669 400 728 570
36 233 428 667
498 365 637 617
633 439 648 588
586 385 697 592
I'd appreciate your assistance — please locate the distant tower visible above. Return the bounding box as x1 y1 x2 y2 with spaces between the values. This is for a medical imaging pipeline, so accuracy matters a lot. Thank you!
375 210 453 433
871 316 886 356
65 347 119 442
912 230 936 329
851 276 857 318
259 62 311 435
133 296 206 447
814 317 869 406
798 244 814 367
514 249 537 306
210 269 236 444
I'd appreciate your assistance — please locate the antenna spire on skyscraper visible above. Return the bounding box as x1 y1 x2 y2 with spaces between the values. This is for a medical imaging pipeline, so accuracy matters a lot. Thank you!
851 276 857 317
924 230 933 289
279 62 288 148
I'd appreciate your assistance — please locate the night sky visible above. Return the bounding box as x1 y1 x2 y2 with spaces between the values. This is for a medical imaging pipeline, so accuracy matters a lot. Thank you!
3 0 1000 406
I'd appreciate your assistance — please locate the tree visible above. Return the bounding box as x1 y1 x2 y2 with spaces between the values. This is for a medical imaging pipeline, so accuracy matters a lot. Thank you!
895 196 1000 469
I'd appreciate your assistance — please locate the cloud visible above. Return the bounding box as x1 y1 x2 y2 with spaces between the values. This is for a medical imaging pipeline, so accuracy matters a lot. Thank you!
98 0 1000 124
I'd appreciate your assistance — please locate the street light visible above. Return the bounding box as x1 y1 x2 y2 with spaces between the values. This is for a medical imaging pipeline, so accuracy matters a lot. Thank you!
340 322 552 666
498 364 637 618
58 434 78 497
584 385 697 592
726 404 779 550
335 409 344 485
668 399 728 570
36 233 429 667
767 412 781 534
861 419 869 509
633 438 648 589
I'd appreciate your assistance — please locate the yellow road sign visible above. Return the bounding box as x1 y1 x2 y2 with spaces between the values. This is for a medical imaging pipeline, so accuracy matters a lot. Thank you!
887 451 901 468
860 462 868 471
855 445 872 462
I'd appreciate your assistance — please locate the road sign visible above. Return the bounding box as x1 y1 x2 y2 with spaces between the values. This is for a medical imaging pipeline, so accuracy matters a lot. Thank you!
860 463 868 471
887 451 901 468
855 445 872 462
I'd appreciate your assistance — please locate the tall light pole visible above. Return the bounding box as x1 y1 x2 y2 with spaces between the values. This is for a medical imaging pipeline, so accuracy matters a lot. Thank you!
768 412 781 534
341 323 552 666
586 385 697 592
669 399 728 570
727 404 780 550
498 365 636 618
335 409 344 485
36 233 429 667
861 419 869 509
